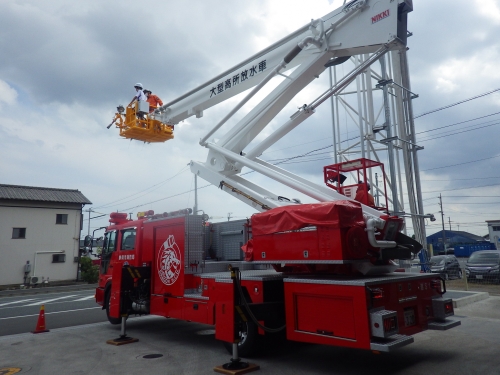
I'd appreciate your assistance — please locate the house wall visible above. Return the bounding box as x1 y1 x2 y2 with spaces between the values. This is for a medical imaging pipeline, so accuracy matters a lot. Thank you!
426 230 489 252
0 201 83 286
487 221 500 250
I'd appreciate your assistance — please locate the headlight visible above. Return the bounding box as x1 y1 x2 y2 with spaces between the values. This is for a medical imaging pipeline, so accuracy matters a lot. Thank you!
490 266 499 273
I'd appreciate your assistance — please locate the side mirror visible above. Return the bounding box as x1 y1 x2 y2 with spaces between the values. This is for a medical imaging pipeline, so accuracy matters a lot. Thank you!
83 235 92 247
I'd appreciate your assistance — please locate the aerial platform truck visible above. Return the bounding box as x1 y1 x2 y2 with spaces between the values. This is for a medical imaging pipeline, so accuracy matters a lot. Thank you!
99 0 460 358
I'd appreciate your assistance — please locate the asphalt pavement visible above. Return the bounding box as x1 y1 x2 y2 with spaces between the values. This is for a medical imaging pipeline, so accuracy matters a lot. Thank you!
0 286 499 375
0 282 97 298
0 289 104 336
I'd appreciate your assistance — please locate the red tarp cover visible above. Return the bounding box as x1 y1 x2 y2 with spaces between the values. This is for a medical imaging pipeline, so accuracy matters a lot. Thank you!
250 201 364 236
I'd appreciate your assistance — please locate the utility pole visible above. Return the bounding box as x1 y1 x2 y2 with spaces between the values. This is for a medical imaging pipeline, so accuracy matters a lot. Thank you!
83 208 106 236
84 208 94 236
438 194 446 248
227 212 233 221
380 55 399 215
194 174 198 215
448 217 451 231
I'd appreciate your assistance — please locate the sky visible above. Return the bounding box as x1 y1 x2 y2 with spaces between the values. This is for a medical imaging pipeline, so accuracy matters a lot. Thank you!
1 0 500 241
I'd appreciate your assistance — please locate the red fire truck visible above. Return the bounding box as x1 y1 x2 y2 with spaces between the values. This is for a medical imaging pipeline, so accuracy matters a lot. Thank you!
95 198 458 356
98 0 460 357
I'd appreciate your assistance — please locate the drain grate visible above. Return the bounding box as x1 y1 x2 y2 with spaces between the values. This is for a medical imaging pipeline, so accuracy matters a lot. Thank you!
142 354 163 359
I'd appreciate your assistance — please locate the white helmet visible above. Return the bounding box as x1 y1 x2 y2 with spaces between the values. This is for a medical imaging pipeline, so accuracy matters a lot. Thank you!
134 83 143 89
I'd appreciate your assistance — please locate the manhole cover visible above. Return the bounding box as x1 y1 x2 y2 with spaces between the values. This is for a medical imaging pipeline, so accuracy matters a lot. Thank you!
142 354 163 359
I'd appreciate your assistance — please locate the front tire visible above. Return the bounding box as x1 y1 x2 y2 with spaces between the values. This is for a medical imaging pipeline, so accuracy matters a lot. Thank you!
222 321 258 358
105 291 121 325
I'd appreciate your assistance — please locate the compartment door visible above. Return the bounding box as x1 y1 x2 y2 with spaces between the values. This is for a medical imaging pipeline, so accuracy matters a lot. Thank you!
152 223 185 298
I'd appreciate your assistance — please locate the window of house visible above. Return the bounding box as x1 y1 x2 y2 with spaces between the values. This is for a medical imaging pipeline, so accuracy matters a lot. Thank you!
492 226 500 231
52 254 66 263
12 228 26 239
56 214 68 224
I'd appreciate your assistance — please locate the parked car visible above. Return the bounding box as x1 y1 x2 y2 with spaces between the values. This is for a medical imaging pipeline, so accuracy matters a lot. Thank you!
438 247 455 255
430 255 462 280
465 250 500 283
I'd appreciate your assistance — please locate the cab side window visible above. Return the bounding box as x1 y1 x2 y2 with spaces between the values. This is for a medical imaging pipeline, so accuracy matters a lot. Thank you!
102 231 117 254
121 229 136 251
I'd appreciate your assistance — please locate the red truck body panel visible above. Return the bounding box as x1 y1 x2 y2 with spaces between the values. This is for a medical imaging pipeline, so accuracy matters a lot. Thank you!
96 205 458 353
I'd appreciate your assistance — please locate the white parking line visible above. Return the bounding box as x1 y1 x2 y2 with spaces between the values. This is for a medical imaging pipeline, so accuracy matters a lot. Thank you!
0 298 37 307
73 295 96 302
0 307 102 320
24 295 77 306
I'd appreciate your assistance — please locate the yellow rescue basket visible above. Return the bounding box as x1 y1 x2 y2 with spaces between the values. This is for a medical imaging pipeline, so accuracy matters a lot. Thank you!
110 102 174 143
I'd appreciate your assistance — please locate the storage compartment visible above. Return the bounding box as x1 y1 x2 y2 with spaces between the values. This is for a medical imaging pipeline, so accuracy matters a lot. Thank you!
284 278 371 349
295 294 356 339
183 299 209 324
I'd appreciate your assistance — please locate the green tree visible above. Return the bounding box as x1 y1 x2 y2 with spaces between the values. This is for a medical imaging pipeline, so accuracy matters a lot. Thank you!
80 256 99 284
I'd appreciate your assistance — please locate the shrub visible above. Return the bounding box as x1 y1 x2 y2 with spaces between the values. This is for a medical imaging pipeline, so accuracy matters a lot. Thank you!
80 256 99 284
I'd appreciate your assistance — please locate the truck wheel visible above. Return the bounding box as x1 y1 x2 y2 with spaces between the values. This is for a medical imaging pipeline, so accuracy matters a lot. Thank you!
105 291 122 325
222 321 258 358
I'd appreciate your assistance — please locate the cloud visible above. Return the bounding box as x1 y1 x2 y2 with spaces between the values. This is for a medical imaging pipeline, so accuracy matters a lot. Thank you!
0 80 18 106
475 0 500 24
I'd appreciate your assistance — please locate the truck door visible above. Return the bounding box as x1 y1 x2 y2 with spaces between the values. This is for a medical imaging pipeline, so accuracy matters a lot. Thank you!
118 228 137 264
152 222 185 298
100 230 117 275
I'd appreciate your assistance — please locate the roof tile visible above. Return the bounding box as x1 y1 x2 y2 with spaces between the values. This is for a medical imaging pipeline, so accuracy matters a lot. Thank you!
0 184 92 205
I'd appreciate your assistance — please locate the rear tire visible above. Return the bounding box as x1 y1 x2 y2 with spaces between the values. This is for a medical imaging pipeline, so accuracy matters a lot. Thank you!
105 291 121 325
222 321 258 358
458 269 463 279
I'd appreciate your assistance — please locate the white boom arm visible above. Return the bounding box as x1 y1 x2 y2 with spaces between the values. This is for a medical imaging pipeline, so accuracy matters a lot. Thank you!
159 0 413 220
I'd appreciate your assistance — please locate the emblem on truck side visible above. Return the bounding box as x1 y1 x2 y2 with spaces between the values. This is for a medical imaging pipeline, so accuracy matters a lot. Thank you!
157 235 182 285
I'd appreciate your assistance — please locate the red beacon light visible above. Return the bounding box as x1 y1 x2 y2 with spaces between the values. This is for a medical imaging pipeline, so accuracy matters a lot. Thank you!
109 212 129 225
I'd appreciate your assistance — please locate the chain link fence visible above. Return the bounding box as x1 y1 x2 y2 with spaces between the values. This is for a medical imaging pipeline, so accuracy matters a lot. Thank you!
408 251 500 295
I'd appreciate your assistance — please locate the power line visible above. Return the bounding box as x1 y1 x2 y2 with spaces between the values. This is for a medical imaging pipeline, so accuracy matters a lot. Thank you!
416 111 500 135
414 88 500 119
443 195 500 198
421 182 500 194
421 177 500 181
92 166 189 209
446 202 500 205
419 121 500 142
422 154 500 171
120 184 212 212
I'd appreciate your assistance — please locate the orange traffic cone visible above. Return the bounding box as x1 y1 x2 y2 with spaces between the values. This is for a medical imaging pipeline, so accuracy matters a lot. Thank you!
32 304 49 334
